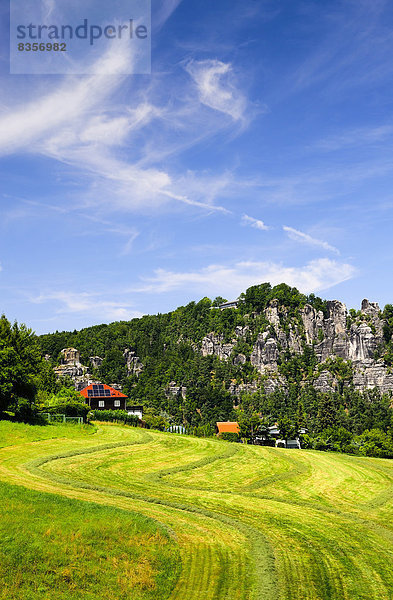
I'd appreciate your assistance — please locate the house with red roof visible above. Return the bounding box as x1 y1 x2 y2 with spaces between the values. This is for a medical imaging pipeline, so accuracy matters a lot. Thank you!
80 383 128 411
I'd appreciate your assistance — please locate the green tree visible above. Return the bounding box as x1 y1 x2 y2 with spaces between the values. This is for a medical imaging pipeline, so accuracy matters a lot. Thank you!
236 410 269 444
36 387 90 420
316 394 338 432
383 304 393 342
212 297 227 307
237 410 252 442
243 283 272 313
0 316 42 415
277 416 298 447
99 348 127 384
356 429 393 458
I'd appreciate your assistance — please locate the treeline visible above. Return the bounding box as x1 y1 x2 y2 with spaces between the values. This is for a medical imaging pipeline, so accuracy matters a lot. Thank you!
235 386 393 458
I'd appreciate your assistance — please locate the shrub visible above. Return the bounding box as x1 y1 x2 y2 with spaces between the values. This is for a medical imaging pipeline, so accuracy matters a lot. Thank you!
218 432 239 442
313 438 333 451
143 414 169 431
300 434 314 449
41 401 90 421
355 429 393 458
192 424 215 438
90 410 140 427
12 398 44 424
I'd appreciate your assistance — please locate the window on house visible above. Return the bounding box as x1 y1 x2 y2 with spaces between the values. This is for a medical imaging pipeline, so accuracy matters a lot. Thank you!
114 400 120 407
98 400 105 408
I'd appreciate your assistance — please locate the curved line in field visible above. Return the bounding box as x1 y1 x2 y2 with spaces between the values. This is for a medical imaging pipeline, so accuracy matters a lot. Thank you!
10 424 393 600
22 428 278 600
144 443 241 484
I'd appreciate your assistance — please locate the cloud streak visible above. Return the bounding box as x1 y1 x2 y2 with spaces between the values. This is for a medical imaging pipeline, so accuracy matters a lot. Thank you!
154 0 184 31
0 47 251 216
283 226 340 255
32 291 143 322
314 125 393 151
133 258 356 297
185 59 247 122
241 214 270 231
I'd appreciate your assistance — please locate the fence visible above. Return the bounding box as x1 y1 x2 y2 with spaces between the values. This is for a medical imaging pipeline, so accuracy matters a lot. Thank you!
42 414 83 425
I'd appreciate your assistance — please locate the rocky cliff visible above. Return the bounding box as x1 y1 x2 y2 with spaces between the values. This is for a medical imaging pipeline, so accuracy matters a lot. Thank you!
123 349 144 378
201 298 393 394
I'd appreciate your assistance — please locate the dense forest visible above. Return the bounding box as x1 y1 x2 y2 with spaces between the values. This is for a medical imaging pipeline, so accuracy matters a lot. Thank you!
1 282 393 456
35 282 393 457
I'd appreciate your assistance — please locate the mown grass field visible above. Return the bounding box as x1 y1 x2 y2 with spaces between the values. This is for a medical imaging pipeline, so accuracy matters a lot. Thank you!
0 421 392 599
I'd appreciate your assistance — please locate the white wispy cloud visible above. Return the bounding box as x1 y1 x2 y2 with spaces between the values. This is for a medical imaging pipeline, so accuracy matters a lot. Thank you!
154 0 184 30
283 226 340 255
185 59 247 122
79 215 140 256
32 291 143 321
0 45 130 156
315 125 393 151
118 230 140 256
41 0 56 20
132 258 356 296
289 0 391 96
241 214 270 231
0 45 244 215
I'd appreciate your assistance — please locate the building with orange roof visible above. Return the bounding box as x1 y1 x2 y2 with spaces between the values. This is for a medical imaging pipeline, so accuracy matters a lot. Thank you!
216 422 240 435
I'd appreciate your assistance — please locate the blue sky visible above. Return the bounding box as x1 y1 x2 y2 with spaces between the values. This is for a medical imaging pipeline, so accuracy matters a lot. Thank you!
1 0 393 333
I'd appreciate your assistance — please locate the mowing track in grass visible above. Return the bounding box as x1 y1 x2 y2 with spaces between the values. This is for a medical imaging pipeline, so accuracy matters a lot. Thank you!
1 422 393 599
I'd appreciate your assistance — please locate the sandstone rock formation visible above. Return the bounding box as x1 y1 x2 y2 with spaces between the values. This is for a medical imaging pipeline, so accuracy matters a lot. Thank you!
54 347 99 390
54 348 85 379
200 298 393 394
89 356 104 369
123 349 143 377
165 381 187 399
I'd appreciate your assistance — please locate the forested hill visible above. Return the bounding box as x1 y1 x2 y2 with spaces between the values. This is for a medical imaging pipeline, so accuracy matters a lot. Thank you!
38 283 330 398
36 283 393 442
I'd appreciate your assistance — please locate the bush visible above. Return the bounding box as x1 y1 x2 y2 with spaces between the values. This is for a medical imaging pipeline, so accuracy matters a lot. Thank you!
90 410 140 427
37 388 91 422
143 414 169 431
355 429 393 458
12 398 44 424
257 438 276 447
192 424 215 438
218 432 239 442
313 438 333 451
41 401 90 421
299 434 313 449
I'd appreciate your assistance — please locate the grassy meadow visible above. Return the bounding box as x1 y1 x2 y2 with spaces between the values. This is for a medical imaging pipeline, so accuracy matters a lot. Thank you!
0 421 392 599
